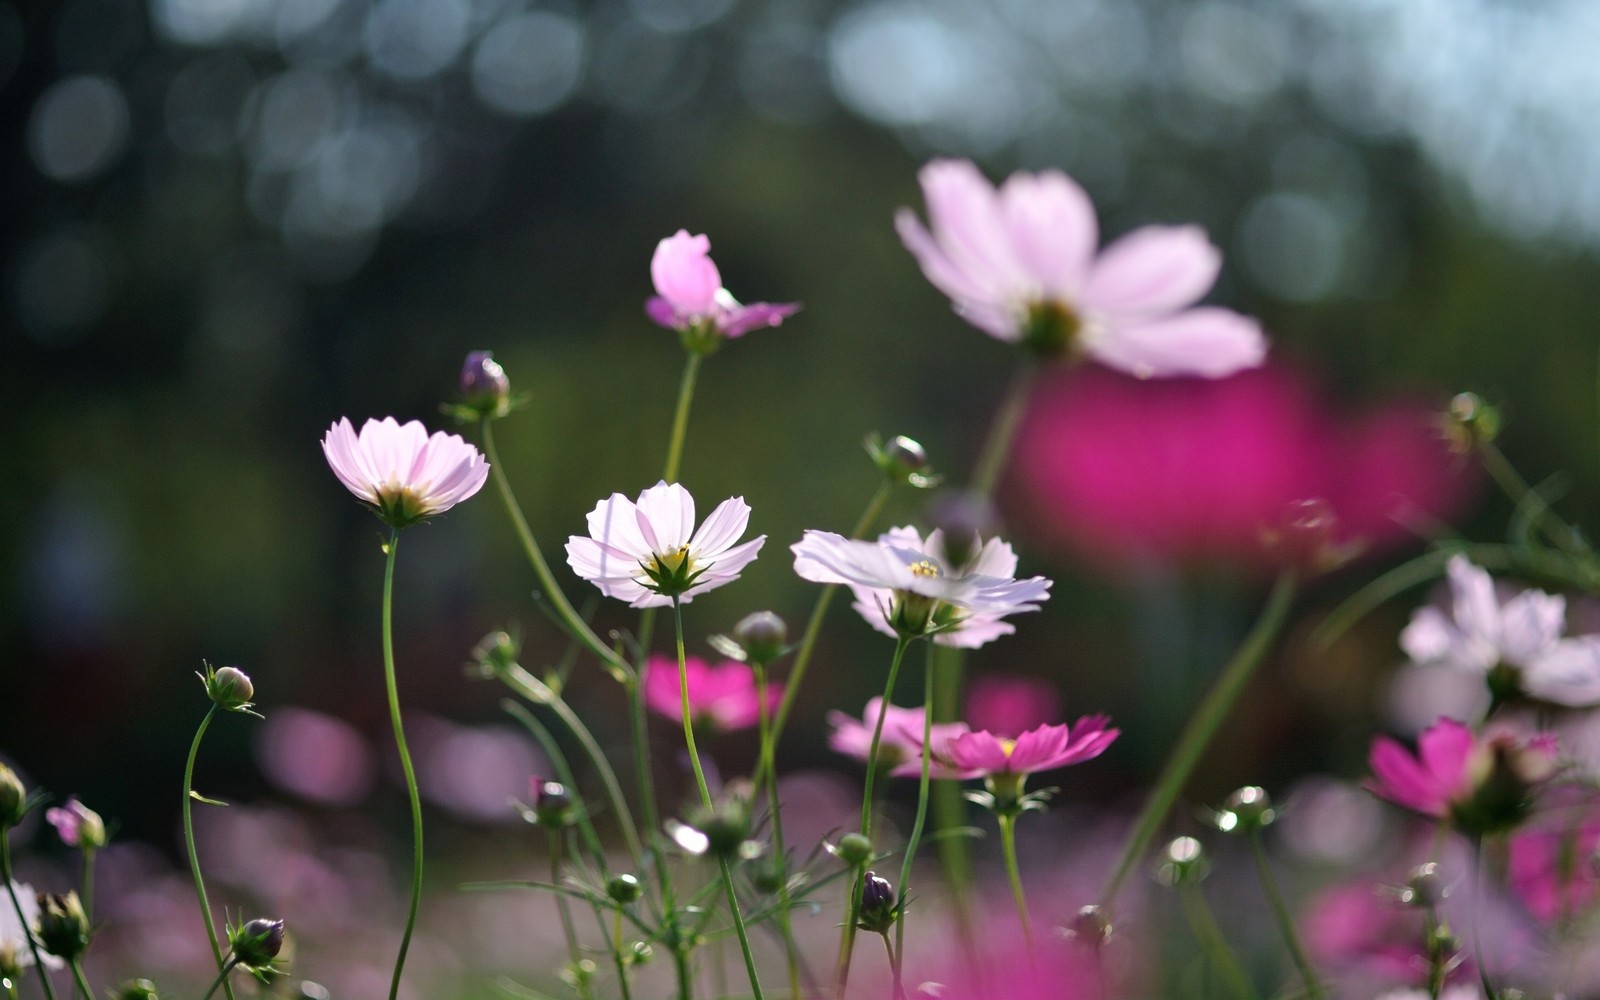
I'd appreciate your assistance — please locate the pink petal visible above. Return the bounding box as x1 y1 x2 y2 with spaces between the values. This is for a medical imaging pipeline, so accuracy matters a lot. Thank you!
645 296 683 329
917 159 1024 301
1417 718 1475 797
999 169 1098 299
634 481 696 553
1366 736 1447 817
689 496 752 557
1083 224 1221 317
651 230 721 315
894 208 997 313
1085 306 1267 379
719 301 800 338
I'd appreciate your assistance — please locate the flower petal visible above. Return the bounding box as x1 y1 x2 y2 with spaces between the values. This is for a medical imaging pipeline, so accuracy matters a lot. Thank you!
1083 224 1221 317
1000 169 1098 299
1084 307 1267 379
651 231 721 316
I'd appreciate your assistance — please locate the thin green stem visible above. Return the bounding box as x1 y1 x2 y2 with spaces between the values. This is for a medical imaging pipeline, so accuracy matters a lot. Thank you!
884 933 904 1000
753 660 803 1000
1247 830 1322 1000
894 644 938 971
1471 837 1498 1000
718 856 766 1000
380 530 425 1000
67 959 92 1000
997 814 1033 948
1177 885 1258 1000
672 598 714 810
198 957 241 1000
762 481 894 774
663 352 703 484
79 850 93 930
549 831 592 1000
836 636 913 997
970 361 1036 499
1478 439 1588 557
1099 572 1298 907
604 899 634 1000
182 704 236 1000
1 836 58 1000
480 420 632 682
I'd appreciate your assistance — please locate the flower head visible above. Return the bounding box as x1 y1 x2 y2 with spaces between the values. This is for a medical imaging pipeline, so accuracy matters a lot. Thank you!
646 230 799 349
1402 555 1600 707
0 881 63 973
792 527 1050 641
642 654 781 732
895 158 1266 376
827 698 970 778
1366 717 1558 835
321 417 489 529
935 718 1119 781
45 798 106 850
565 481 765 608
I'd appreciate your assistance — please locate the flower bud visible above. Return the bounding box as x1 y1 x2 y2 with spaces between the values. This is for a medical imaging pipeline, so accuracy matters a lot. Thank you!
1403 862 1444 908
1444 392 1499 453
0 764 27 828
1214 786 1276 834
749 856 788 895
469 630 520 678
688 795 751 859
1260 498 1351 575
1066 904 1112 948
867 434 937 488
1453 732 1556 836
856 871 897 934
35 892 89 961
459 350 512 417
530 779 576 828
607 874 643 904
732 611 787 665
1155 836 1208 887
229 918 285 968
836 832 874 866
46 798 106 851
204 665 255 711
114 980 162 1000
927 490 998 570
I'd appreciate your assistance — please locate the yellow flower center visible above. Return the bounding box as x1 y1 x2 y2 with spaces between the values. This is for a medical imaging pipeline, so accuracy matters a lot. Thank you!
908 559 941 578
998 738 1017 758
649 545 694 575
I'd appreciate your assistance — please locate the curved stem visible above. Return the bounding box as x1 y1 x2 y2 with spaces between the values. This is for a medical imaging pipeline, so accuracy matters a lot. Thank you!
663 352 703 484
183 704 236 1000
753 660 803 1000
894 644 938 971
997 814 1033 948
67 959 92 1000
1478 439 1589 557
199 957 241 1000
480 420 632 682
970 361 1036 500
1 836 59 1000
1247 829 1321 1000
1099 571 1298 907
718 856 766 1000
836 636 913 997
380 530 425 1000
672 598 713 810
549 830 591 1000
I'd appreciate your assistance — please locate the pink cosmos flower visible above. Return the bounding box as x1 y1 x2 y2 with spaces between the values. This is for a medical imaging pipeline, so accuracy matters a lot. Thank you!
933 718 1119 781
1014 362 1473 574
45 797 104 849
967 674 1061 737
1402 555 1600 707
646 230 799 339
1506 790 1600 924
791 528 1050 640
321 416 489 528
895 158 1266 376
1367 718 1557 831
827 698 971 778
565 481 765 608
1303 879 1478 990
641 654 781 732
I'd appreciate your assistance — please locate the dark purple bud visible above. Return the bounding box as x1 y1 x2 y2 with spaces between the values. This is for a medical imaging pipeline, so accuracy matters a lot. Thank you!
856 871 897 934
460 351 510 406
36 892 89 960
230 918 285 967
532 779 576 828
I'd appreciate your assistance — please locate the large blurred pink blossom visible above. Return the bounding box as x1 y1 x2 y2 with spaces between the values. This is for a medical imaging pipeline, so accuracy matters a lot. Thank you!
642 654 781 732
321 417 488 528
967 674 1061 737
1015 362 1473 573
1506 790 1600 924
896 158 1265 376
646 230 799 338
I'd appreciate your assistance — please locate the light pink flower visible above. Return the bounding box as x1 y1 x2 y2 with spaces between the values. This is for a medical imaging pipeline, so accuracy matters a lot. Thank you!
1366 717 1557 831
45 797 104 849
1402 555 1600 707
321 417 489 528
827 698 971 778
642 654 781 732
791 528 1050 641
895 158 1266 376
646 230 799 339
933 718 1118 780
565 481 765 608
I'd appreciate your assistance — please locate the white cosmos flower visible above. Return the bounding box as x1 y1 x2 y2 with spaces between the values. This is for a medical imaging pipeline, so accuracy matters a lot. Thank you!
1402 555 1600 707
565 481 765 608
321 417 489 528
791 527 1050 641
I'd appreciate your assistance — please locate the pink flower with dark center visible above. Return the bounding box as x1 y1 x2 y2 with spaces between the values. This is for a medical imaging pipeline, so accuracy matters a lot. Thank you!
321 417 489 528
896 158 1266 375
642 654 781 732
934 718 1119 780
827 698 971 778
1366 718 1558 833
646 230 799 340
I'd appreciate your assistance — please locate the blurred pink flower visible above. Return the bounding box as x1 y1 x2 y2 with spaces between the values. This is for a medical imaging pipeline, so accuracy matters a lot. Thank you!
1506 790 1600 924
1303 880 1471 987
909 930 1100 1000
45 797 103 849
1367 718 1557 832
895 158 1265 376
826 698 970 778
646 230 799 338
967 674 1061 737
934 717 1118 780
321 417 488 528
642 654 781 732
1015 362 1473 573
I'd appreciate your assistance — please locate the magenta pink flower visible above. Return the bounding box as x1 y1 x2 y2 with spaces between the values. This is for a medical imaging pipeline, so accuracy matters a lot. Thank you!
321 416 489 528
967 675 1061 737
1014 362 1473 574
646 230 799 340
827 698 971 778
642 654 781 732
934 718 1118 780
1506 790 1600 923
1367 718 1557 832
45 798 104 849
896 158 1266 375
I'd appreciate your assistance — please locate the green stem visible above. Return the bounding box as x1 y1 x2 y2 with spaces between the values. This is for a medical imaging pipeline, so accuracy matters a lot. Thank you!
380 530 425 1000
717 856 766 1000
198 957 240 1000
549 831 591 1000
884 933 904 1000
1177 885 1258 1000
663 352 703 484
480 419 632 682
672 598 714 810
603 898 634 1000
893 644 938 970
970 361 1036 499
182 704 236 1000
1247 830 1322 1000
836 636 913 997
67 959 91 1000
1099 571 1298 907
761 481 894 773
1471 837 1498 1000
753 660 803 1000
1 836 59 1000
997 813 1033 948
79 850 93 930
1478 439 1588 557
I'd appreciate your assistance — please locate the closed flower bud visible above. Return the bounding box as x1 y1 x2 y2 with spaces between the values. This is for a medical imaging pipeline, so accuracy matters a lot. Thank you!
1445 392 1499 453
732 611 787 665
46 798 106 851
460 351 510 407
0 764 27 828
1453 733 1555 836
1156 836 1208 887
866 434 937 488
926 490 998 570
531 780 576 828
230 918 286 968
836 832 874 866
688 796 751 858
35 892 89 961
114 980 162 1000
749 856 788 895
204 665 255 711
1260 497 1351 575
607 874 643 905
856 871 897 934
1403 862 1444 908
1067 904 1112 948
1215 786 1276 834
470 630 520 678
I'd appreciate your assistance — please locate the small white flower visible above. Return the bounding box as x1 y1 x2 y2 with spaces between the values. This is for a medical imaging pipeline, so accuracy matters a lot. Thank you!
0 881 64 970
1402 555 1600 706
565 481 765 608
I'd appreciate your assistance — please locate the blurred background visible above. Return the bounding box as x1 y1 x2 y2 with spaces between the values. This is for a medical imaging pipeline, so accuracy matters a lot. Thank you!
4 0 1600 993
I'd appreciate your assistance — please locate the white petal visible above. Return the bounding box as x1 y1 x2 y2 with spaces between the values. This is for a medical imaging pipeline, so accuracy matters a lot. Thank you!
1499 589 1567 666
1524 637 1600 707
690 496 752 557
1083 225 1220 317
1084 307 1266 379
586 493 649 560
1000 169 1097 300
635 481 695 552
